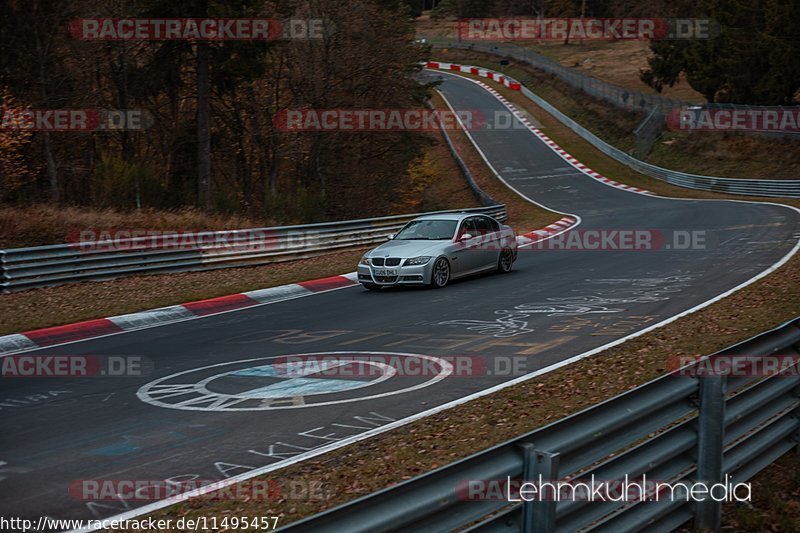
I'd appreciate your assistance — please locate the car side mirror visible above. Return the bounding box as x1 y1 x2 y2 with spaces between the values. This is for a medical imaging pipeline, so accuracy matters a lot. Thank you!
460 233 473 241
387 233 395 240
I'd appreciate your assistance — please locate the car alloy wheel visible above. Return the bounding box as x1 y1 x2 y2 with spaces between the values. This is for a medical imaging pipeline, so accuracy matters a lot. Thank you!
498 248 514 273
431 257 450 288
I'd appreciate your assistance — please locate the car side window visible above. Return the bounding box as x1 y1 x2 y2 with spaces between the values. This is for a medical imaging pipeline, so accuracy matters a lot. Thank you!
458 218 478 239
474 216 493 235
485 217 500 232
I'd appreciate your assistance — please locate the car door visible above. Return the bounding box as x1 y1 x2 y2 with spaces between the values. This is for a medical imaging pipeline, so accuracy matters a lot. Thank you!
453 217 481 276
473 216 500 270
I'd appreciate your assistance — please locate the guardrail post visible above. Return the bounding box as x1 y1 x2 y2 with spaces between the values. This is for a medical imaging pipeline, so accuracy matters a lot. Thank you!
695 375 726 530
0 250 6 294
793 385 800 455
518 444 559 533
794 416 800 456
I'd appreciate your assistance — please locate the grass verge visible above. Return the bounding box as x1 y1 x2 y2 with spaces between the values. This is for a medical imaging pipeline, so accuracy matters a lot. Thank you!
0 250 367 335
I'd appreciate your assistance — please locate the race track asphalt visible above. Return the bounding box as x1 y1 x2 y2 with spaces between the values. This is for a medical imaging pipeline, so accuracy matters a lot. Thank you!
1 73 798 525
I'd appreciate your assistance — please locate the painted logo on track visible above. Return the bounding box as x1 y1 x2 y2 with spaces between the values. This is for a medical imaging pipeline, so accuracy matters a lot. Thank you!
137 352 452 411
439 276 698 337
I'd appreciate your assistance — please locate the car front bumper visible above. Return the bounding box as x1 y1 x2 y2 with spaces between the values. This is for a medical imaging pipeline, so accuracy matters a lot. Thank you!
357 262 432 286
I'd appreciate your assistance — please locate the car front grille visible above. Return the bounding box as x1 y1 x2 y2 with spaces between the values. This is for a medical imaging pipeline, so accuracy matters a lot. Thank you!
371 257 401 267
375 276 398 283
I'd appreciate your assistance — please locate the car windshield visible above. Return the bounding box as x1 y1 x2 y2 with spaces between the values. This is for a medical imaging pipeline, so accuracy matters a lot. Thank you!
394 219 457 240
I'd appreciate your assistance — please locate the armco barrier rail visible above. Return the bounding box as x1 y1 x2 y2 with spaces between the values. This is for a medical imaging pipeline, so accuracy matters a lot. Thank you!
518 84 800 198
428 37 800 119
0 205 506 293
424 54 800 198
281 317 800 532
427 100 499 207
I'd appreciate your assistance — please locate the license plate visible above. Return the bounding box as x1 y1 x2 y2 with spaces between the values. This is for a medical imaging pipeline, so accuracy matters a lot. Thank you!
374 269 397 276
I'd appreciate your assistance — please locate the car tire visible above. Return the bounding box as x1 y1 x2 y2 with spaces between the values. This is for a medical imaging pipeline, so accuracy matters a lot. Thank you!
361 283 381 291
497 248 514 273
430 257 450 288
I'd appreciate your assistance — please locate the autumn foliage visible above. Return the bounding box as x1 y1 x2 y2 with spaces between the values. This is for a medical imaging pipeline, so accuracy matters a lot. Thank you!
0 0 434 222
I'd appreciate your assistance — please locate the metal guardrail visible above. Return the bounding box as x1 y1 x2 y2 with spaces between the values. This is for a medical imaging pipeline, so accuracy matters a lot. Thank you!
517 85 800 198
427 100 499 207
427 38 800 198
0 205 507 293
428 37 800 118
632 106 665 159
281 317 800 532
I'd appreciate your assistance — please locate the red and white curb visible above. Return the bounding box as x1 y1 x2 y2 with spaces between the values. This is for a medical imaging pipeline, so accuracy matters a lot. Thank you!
0 273 360 356
0 214 576 357
426 61 522 91
0 64 605 358
428 62 653 196
516 215 579 246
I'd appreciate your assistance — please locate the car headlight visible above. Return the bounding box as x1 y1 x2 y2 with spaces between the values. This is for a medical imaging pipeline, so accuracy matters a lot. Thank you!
404 256 431 266
360 255 371 265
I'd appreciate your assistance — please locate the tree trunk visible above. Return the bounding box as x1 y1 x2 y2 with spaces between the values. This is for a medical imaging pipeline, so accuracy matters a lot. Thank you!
42 131 59 202
33 6 59 202
196 41 211 210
